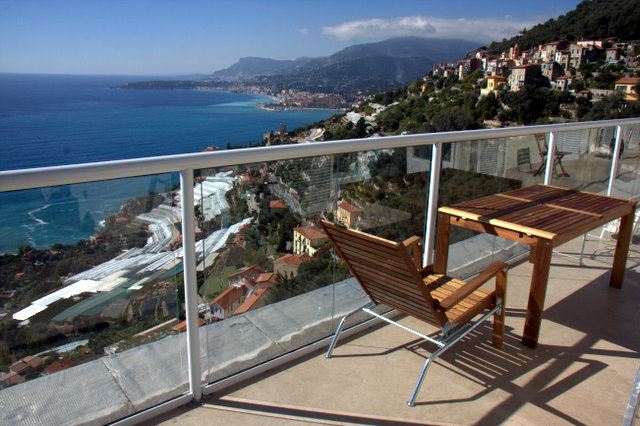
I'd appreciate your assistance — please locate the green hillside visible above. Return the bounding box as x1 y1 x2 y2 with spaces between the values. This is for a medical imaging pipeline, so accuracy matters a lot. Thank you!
489 0 640 53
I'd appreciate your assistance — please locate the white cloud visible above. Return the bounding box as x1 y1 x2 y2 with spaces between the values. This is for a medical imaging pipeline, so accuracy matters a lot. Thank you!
322 15 535 43
298 27 309 36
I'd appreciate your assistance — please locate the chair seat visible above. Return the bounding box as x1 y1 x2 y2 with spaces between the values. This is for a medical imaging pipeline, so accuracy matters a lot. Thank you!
424 274 495 325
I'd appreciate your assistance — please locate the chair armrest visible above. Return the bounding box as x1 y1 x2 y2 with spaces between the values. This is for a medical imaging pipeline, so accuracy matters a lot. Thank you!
402 236 423 268
439 261 508 310
402 235 422 249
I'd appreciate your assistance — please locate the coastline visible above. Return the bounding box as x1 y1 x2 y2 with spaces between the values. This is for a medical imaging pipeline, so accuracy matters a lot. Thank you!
257 103 343 112
0 75 338 253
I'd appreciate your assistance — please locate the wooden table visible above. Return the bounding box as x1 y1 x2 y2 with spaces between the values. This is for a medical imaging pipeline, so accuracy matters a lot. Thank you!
435 184 637 348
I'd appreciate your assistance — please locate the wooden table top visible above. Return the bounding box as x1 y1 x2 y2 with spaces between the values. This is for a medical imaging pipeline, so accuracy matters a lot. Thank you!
439 185 636 242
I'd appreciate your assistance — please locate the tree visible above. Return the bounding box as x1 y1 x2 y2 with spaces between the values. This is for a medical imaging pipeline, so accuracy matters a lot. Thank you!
476 92 500 120
575 96 592 120
354 117 367 138
431 107 478 132
502 86 557 124
370 149 407 178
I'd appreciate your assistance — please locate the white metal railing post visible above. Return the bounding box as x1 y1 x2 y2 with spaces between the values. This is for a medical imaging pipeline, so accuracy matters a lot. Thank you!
607 125 623 196
543 131 555 185
179 168 202 401
423 143 443 267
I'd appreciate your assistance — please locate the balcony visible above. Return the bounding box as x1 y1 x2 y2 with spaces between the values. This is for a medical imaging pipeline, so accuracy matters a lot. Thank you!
154 235 640 425
0 119 639 425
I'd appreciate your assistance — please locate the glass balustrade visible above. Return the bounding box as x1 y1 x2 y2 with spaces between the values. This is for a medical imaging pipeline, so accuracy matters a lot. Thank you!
0 119 639 424
0 173 191 420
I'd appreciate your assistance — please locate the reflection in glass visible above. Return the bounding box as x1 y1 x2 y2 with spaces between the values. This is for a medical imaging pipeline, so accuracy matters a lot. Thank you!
0 173 188 411
550 127 614 192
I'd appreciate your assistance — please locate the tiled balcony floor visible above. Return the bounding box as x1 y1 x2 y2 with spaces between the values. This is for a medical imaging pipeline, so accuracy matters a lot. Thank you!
152 233 640 425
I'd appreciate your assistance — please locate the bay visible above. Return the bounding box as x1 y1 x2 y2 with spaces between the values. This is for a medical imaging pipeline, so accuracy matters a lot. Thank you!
0 73 337 253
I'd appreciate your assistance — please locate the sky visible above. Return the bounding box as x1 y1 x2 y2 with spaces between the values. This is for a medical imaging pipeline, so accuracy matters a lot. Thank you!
0 0 583 76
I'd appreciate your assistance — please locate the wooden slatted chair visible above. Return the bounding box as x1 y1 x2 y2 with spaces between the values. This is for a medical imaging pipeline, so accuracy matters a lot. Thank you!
320 220 508 406
533 134 571 177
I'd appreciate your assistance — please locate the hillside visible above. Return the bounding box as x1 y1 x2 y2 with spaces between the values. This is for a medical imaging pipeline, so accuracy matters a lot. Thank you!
209 37 477 95
299 37 478 71
210 56 314 81
252 55 438 95
488 0 640 53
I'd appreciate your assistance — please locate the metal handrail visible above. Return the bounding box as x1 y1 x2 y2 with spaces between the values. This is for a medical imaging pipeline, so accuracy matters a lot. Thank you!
1 117 639 192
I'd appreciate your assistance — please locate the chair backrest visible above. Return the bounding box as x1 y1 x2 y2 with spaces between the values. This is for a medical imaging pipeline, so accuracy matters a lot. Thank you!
321 220 447 327
534 134 548 156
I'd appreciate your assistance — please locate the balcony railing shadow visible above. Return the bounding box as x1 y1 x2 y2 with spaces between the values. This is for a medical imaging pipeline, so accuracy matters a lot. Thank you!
194 248 640 425
407 269 639 423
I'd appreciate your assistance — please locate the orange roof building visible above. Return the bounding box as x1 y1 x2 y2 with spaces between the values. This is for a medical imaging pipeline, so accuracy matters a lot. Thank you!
171 318 205 332
22 355 43 369
44 359 77 374
227 264 263 287
10 360 30 374
274 254 314 279
336 201 363 229
0 372 24 386
269 199 287 209
233 287 271 315
211 286 247 320
255 272 278 288
293 226 327 256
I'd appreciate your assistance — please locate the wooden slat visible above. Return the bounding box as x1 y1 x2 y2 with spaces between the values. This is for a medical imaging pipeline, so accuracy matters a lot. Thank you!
430 286 486 309
350 262 420 286
485 218 556 240
327 237 406 265
326 232 401 256
448 216 538 245
447 294 494 325
353 268 426 300
364 287 437 320
334 244 410 272
322 221 399 248
546 183 637 204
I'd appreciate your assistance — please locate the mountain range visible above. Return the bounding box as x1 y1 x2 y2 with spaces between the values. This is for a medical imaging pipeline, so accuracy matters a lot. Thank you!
209 37 478 95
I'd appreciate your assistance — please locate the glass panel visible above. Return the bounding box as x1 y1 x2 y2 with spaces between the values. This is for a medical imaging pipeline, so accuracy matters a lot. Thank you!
438 136 542 278
0 173 188 420
550 127 613 193
197 155 341 384
333 145 429 328
612 124 640 201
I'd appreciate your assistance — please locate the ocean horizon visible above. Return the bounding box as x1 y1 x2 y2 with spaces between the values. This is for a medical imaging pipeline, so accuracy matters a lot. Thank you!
0 73 337 253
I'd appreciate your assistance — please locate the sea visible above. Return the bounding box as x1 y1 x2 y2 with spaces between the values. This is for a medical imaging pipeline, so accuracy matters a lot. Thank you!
0 73 337 253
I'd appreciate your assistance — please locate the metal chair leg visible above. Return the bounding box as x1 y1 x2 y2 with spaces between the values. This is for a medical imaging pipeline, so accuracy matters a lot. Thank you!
326 302 373 358
326 316 348 358
408 356 435 407
406 304 501 406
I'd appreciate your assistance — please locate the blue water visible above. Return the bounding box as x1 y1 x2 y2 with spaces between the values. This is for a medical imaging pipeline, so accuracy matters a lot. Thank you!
0 74 336 253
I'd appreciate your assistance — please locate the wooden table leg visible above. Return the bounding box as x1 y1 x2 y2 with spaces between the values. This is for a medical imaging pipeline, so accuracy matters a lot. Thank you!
434 213 451 274
522 238 553 348
610 207 636 288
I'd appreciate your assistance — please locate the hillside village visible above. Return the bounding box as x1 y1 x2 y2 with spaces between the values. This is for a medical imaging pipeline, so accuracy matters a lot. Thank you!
435 38 639 101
